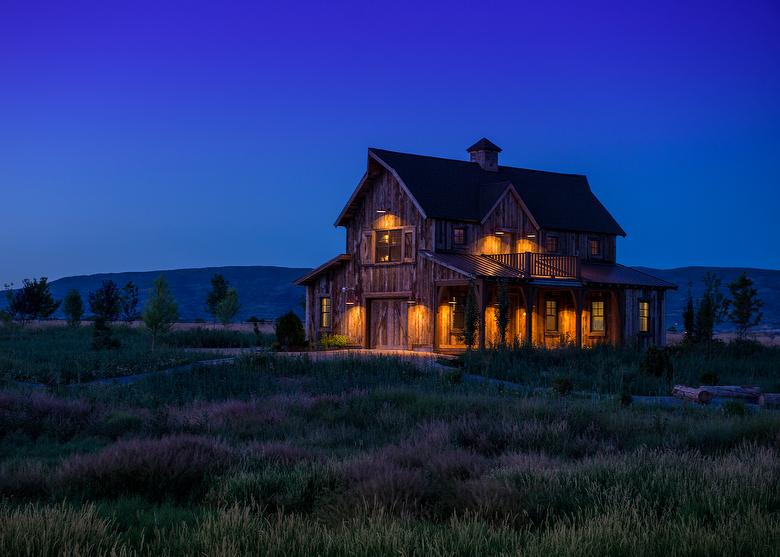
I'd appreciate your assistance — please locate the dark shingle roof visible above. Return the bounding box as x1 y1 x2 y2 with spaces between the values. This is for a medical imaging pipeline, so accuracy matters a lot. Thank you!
294 254 350 285
368 148 626 236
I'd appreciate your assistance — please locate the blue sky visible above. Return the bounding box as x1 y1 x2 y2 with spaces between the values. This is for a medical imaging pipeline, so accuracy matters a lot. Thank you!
1 0 778 285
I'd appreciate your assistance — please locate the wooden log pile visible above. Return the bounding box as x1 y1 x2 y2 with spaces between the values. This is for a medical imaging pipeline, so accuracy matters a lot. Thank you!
672 384 780 408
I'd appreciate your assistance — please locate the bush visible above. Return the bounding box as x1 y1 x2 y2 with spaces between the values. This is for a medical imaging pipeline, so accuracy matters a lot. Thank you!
700 371 719 386
552 376 573 396
639 346 673 382
319 334 350 350
275 312 305 351
56 434 235 501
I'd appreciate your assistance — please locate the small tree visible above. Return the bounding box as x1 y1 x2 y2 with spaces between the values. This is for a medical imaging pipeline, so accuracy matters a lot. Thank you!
120 281 140 322
215 287 240 325
142 275 179 350
694 272 729 342
63 289 84 327
727 272 763 338
275 311 305 350
5 277 60 322
682 282 695 343
206 274 229 322
89 280 122 322
495 279 510 349
462 281 480 350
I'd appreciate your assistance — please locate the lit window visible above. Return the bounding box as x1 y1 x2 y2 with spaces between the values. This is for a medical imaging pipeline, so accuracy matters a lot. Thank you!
453 227 466 245
639 301 650 333
590 237 602 258
545 300 558 333
591 301 605 332
375 229 402 262
546 235 559 253
320 297 332 329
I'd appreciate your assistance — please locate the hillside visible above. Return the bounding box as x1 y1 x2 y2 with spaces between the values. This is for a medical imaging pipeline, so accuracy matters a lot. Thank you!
637 266 780 331
30 266 311 322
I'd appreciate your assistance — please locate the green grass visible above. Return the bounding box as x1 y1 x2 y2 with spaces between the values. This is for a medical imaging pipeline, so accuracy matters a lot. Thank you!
0 325 213 384
1 353 779 555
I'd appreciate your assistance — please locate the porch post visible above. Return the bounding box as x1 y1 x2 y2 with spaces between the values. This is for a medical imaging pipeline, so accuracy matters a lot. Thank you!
574 289 585 349
524 286 536 346
478 279 488 350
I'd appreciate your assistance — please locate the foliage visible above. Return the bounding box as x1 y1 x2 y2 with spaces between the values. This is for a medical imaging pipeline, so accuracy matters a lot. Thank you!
91 318 121 351
551 375 573 395
462 280 480 350
142 275 179 350
319 334 350 349
215 287 240 325
166 327 270 348
120 281 140 322
727 272 763 338
88 280 122 322
206 274 229 322
695 272 729 342
4 277 60 321
275 311 305 350
495 279 510 349
639 345 674 386
682 282 695 343
63 289 84 327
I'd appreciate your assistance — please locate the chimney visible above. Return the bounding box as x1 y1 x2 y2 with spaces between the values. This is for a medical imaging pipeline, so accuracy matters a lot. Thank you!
467 138 502 171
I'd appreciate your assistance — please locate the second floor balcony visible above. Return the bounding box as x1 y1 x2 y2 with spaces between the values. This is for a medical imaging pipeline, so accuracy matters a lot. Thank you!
486 252 580 280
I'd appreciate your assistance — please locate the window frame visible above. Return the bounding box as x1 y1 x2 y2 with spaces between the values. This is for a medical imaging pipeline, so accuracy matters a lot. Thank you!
639 300 650 333
545 300 558 333
590 300 605 334
589 237 602 259
453 227 466 246
319 296 332 331
369 226 415 264
545 234 559 254
374 228 403 263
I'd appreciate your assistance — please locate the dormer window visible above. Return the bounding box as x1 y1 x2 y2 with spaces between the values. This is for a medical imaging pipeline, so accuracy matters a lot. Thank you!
375 229 402 262
453 227 466 246
589 237 602 258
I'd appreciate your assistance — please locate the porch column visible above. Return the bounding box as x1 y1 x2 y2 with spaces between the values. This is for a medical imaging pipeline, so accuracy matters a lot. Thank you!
478 279 489 350
523 286 536 346
574 289 585 349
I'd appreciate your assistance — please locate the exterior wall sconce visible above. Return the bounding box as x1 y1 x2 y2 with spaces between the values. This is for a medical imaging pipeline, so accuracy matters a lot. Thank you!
406 297 417 305
526 233 536 239
494 230 505 236
376 208 387 214
341 286 356 306
448 297 457 305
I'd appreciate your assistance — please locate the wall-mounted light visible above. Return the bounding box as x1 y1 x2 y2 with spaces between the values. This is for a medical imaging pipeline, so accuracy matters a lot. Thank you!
448 297 457 305
376 208 387 214
406 297 417 305
494 230 505 236
526 233 536 239
342 286 356 306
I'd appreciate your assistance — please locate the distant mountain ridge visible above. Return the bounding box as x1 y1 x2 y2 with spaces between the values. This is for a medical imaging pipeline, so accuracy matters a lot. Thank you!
30 265 311 322
6 264 779 329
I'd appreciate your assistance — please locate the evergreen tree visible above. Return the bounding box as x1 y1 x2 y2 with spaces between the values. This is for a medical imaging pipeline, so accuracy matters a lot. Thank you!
63 289 84 327
216 287 240 325
120 281 140 322
727 272 763 338
142 275 179 350
206 274 229 321
462 280 480 350
495 279 510 349
682 282 695 343
89 280 122 322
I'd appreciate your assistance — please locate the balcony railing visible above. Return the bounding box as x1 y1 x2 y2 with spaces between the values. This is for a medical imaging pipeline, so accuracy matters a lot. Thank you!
487 252 579 279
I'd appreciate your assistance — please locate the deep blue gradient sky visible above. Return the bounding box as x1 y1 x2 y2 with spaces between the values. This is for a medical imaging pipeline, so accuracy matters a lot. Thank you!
2 0 779 285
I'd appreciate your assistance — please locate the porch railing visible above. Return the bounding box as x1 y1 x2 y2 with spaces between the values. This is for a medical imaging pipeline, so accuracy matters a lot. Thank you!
487 252 579 279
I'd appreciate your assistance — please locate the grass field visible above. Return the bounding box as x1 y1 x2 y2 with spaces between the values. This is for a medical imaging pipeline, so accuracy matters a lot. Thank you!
1 352 779 556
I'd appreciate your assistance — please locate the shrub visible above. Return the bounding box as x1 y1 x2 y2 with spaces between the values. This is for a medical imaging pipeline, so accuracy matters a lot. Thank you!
56 434 235 501
639 346 673 382
700 371 719 386
319 334 350 350
275 311 305 351
552 376 573 396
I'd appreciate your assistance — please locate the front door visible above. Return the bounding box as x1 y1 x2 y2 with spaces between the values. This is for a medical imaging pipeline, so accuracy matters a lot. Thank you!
369 299 408 349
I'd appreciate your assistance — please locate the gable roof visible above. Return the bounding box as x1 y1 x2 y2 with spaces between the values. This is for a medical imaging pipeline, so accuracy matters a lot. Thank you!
294 254 350 286
339 148 625 236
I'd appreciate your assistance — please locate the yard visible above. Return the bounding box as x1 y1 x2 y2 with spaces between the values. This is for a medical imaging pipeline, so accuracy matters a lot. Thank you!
1 350 779 556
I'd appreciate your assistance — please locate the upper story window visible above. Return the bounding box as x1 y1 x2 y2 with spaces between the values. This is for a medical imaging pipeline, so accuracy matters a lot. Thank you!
320 297 332 329
453 227 466 246
545 300 558 333
589 237 602 258
591 300 605 333
375 229 402 262
545 235 559 253
639 300 650 333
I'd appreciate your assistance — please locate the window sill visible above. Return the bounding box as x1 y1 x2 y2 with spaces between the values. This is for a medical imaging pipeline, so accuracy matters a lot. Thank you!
588 331 606 337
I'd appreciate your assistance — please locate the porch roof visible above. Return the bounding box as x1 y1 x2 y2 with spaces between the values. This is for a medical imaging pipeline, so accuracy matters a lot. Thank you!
581 263 677 289
420 251 524 279
294 254 351 285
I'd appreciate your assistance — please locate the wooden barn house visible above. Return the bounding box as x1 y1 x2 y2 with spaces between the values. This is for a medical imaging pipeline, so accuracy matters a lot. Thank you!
296 139 676 351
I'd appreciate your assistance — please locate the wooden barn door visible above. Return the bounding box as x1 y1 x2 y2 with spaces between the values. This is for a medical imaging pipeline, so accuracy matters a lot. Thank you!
369 299 408 349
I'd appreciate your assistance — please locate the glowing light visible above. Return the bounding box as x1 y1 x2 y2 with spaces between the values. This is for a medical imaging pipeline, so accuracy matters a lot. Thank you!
494 231 505 236
407 298 416 305
526 233 536 239
376 209 387 214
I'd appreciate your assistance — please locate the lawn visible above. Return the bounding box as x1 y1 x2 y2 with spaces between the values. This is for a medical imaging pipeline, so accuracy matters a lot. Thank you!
0 325 235 384
1 354 779 556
